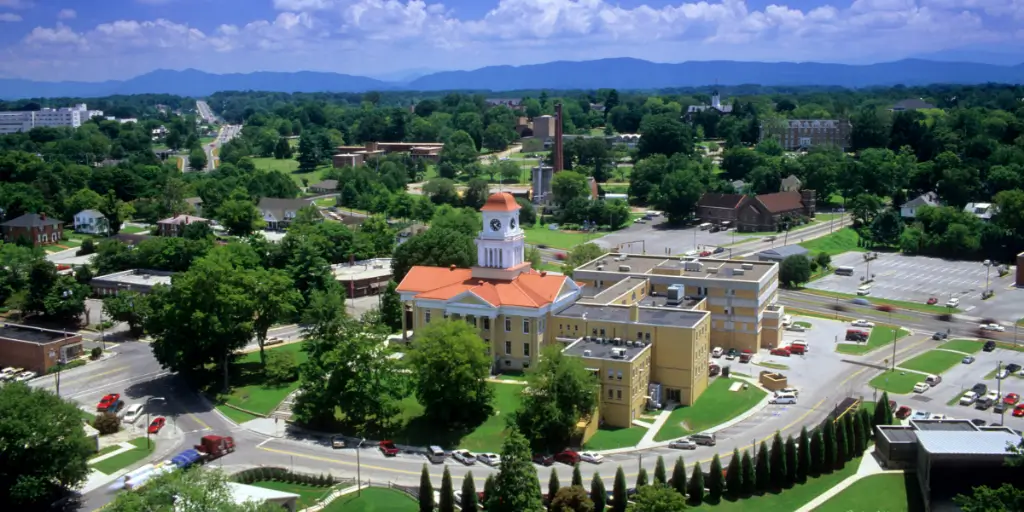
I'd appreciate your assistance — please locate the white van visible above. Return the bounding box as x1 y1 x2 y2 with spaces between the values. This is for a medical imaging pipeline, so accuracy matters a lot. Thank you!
770 393 797 405
712 347 724 358
122 403 145 424
856 285 872 296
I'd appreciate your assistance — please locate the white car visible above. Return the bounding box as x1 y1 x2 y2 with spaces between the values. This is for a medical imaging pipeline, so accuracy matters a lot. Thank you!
580 452 604 464
712 347 724 358
0 367 17 378
452 450 476 465
946 298 960 308
786 324 806 332
996 369 1009 380
668 438 698 450
851 319 875 328
770 395 797 404
775 387 800 397
985 391 999 402
13 371 36 382
913 382 930 393
980 324 1005 332
122 403 145 424
959 391 978 405
476 453 501 467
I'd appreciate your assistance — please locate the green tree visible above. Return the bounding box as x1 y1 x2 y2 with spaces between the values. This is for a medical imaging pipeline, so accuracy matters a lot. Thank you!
392 227 476 282
725 449 742 499
638 113 692 159
954 484 1024 512
514 345 598 452
273 137 293 159
487 426 544 512
626 484 688 512
380 280 403 332
216 188 265 236
859 408 873 452
548 470 561 509
483 124 515 152
779 255 812 288
842 414 855 462
810 428 824 475
797 426 811 481
551 485 595 512
463 178 491 210
784 435 798 487
560 242 606 277
612 467 628 512
439 466 455 512
707 453 724 502
188 147 208 171
823 419 837 472
755 441 771 492
420 464 434 512
263 349 297 386
102 291 150 337
409 320 493 425
670 456 687 496
686 462 704 505
100 189 134 236
572 464 584 488
740 450 756 496
653 456 667 486
877 391 894 426
106 467 279 512
251 268 299 364
814 251 831 271
636 468 648 489
297 131 321 172
869 209 904 247
484 474 496 509
769 432 787 489
551 171 591 206
653 168 704 225
591 472 606 512
0 382 94 507
516 197 537 225
461 471 479 511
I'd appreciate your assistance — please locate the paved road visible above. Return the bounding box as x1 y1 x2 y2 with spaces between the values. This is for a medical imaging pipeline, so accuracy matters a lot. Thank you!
196 100 218 124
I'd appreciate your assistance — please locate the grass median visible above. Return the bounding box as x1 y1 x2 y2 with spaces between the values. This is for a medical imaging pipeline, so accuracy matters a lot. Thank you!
814 473 924 512
653 377 766 442
869 369 929 394
798 228 865 256
836 326 910 355
583 425 649 451
938 339 985 354
90 438 156 475
899 350 965 375
213 342 308 422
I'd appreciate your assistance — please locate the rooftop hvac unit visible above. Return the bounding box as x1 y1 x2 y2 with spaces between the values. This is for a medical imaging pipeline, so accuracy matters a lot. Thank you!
599 337 606 344
666 284 684 305
596 265 604 271
742 263 754 270
683 261 703 272
583 349 592 357
732 269 745 276
618 265 631 272
613 337 622 346
611 348 626 359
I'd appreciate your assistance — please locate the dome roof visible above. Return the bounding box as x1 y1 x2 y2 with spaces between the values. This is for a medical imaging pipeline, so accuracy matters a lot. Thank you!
480 192 520 212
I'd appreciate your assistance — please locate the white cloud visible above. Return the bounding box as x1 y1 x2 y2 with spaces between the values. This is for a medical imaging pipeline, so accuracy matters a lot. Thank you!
0 0 32 8
23 23 85 46
0 12 22 22
57 9 76 20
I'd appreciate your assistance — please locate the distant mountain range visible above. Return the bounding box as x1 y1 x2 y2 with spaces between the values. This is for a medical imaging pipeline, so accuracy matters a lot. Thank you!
1 58 1022 100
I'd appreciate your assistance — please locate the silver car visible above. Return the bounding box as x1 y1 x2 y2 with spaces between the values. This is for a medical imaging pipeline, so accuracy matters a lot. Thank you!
668 438 697 450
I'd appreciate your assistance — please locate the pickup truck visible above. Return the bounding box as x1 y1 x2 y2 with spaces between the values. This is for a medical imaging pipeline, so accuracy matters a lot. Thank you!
379 440 400 456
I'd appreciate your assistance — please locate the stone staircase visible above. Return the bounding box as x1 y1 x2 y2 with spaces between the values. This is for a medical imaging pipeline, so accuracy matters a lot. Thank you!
271 390 298 421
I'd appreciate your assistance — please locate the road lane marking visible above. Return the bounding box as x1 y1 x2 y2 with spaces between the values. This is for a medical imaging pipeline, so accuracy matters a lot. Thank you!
188 414 211 430
38 365 129 389
258 446 425 476
65 370 170 399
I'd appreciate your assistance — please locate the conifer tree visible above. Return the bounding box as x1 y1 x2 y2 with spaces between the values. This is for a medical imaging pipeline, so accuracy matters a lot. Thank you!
836 416 850 468
784 435 798 487
654 455 667 485
860 408 873 451
740 450 756 496
590 472 606 512
461 472 479 512
419 464 434 512
707 453 725 502
670 456 687 497
572 464 583 488
484 474 496 506
439 466 455 512
636 468 648 488
755 441 771 493
725 448 743 499
612 466 627 512
770 431 787 489
548 471 560 509
823 418 837 472
687 462 705 505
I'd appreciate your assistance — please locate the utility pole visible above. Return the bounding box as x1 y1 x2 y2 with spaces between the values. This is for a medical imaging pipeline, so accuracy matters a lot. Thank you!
997 361 1004 424
890 310 897 372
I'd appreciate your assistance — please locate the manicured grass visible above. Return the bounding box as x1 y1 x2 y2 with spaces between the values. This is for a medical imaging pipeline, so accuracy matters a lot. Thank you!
251 157 330 187
787 308 855 323
793 321 812 329
899 350 965 376
756 362 790 371
797 288 958 315
799 228 865 256
689 456 862 511
814 473 924 512
217 405 263 424
120 225 149 235
653 377 766 442
80 409 96 423
583 425 648 450
868 369 928 395
939 339 984 353
217 343 309 418
535 262 564 273
91 438 155 475
323 487 417 511
522 223 596 250
436 384 522 452
835 326 909 355
314 198 335 207
491 371 528 382
89 444 123 460
250 481 336 509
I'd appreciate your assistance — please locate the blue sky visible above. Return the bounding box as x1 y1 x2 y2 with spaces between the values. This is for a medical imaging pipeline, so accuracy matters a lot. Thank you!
0 0 1020 81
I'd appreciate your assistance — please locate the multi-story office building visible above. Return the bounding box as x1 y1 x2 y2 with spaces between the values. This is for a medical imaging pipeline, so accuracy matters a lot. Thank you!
759 119 851 151
397 192 783 429
0 104 104 134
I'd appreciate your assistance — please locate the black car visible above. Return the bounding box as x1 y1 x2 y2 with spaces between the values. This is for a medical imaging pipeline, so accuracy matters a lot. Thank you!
995 401 1008 414
972 383 988 396
1007 363 1022 374
984 341 997 352
932 332 948 340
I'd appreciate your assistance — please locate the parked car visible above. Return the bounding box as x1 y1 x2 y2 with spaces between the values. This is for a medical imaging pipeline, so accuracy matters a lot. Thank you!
97 393 121 412
726 348 739 360
913 382 930 393
147 417 166 434
960 391 978 405
330 436 347 449
532 454 554 466
787 344 806 355
453 450 476 465
13 370 36 382
378 440 399 457
972 383 988 395
770 394 797 405
984 341 997 352
1004 393 1020 406
709 364 721 377
668 438 697 450
926 297 938 305
910 411 930 421
985 390 1000 402
775 387 799 397
580 452 605 464
997 369 1010 380
962 356 975 364
1007 364 1022 374
995 401 1010 414
770 348 791 357
555 450 580 465
933 332 948 340
712 347 724 358
1014 404 1024 417
851 319 875 328
895 406 912 419
477 453 501 467
122 403 145 424
976 397 995 411
787 324 806 332
739 350 753 363
946 298 960 308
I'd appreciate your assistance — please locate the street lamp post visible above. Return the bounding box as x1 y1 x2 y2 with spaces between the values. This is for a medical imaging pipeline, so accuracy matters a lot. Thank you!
997 361 1004 425
356 438 366 496
49 349 65 396
984 263 992 297
890 310 897 372
145 397 166 450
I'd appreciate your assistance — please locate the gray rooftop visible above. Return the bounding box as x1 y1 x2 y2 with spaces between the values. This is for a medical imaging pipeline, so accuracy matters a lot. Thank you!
916 430 1021 456
562 337 650 362
757 245 809 261
1 213 62 228
0 323 76 345
580 277 646 302
878 426 919 444
910 419 979 432
553 303 708 329
91 269 173 289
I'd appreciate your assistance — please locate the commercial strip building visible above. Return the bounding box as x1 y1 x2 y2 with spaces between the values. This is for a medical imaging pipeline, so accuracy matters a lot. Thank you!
90 269 174 296
875 419 1024 511
0 103 104 134
332 258 393 298
332 141 443 168
397 192 781 429
0 323 84 374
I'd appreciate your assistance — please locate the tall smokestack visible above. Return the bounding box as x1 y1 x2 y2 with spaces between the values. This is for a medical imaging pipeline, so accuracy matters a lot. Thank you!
554 103 564 173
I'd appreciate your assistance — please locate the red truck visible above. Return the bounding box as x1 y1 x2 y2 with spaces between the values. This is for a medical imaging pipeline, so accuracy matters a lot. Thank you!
379 440 400 456
170 435 236 469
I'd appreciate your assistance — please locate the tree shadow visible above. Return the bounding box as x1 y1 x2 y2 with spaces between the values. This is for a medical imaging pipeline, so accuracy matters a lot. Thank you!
904 472 926 512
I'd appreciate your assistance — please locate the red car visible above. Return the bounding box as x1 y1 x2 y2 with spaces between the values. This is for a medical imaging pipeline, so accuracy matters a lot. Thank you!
875 305 894 313
97 393 120 412
532 454 554 466
770 348 791 357
889 400 897 411
1013 404 1024 418
926 297 938 305
1004 393 1020 406
895 406 912 419
148 417 166 434
554 450 580 465
379 440 399 456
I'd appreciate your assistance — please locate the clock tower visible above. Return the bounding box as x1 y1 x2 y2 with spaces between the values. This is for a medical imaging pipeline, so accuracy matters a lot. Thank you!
473 192 529 279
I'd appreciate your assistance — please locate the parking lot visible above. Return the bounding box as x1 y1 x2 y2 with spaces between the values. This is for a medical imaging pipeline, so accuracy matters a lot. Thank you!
593 218 741 256
806 253 1021 321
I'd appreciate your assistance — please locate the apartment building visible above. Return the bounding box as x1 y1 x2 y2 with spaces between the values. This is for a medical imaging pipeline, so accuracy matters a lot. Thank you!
760 119 851 151
0 104 104 135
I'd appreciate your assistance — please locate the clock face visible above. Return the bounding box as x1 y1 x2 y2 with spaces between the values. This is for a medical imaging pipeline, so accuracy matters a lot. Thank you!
490 218 502 231
510 218 517 229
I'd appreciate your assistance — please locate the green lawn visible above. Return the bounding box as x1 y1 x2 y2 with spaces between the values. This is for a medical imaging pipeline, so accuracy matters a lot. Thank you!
523 223 596 250
216 343 309 418
251 157 330 187
899 350 967 375
836 326 910 355
869 369 928 395
89 444 124 460
314 198 335 207
796 289 958 315
120 225 149 235
938 339 985 354
217 405 263 424
799 228 865 256
814 473 924 512
535 262 563 273
323 487 417 511
689 456 862 511
90 438 156 475
250 481 336 509
756 362 790 371
583 425 648 450
654 377 766 442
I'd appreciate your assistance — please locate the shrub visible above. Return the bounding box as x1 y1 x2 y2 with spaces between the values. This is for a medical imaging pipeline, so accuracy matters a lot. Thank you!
93 412 120 435
264 350 298 386
77 239 96 256
91 347 103 360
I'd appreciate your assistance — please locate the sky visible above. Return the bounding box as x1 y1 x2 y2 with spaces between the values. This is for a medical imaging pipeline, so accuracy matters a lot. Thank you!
0 0 1021 82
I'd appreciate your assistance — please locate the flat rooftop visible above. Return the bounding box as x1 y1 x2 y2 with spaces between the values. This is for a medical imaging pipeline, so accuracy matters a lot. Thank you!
92 269 173 288
0 324 77 344
331 259 393 281
563 337 650 362
576 254 774 282
910 419 979 432
916 430 1023 456
878 426 919 444
553 303 708 329
580 277 646 302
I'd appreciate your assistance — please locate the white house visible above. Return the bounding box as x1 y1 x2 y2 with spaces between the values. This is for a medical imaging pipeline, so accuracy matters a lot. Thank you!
964 202 997 221
900 192 939 219
73 209 110 235
257 197 318 231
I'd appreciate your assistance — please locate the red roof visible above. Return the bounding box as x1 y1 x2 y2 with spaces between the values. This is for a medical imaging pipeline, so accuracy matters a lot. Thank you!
397 266 568 308
755 192 804 214
480 192 520 212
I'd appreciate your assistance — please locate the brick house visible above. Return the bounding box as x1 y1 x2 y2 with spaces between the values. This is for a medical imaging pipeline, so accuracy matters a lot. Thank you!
759 119 852 151
156 214 211 237
1 212 64 247
0 324 84 374
697 191 816 232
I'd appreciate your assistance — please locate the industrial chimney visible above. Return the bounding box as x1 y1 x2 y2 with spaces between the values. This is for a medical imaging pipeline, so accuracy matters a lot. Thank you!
554 103 564 173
